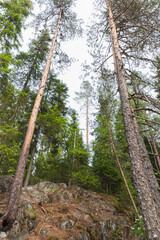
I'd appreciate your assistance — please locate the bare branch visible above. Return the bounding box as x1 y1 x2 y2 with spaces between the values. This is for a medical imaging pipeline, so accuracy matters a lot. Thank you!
134 108 160 115
136 116 160 126
114 0 135 21
97 54 113 70
130 94 160 110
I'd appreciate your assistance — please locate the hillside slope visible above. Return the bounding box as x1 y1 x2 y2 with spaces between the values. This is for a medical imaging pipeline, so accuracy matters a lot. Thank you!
0 178 141 240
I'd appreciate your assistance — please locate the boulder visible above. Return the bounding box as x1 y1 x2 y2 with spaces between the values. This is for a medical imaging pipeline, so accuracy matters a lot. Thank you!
0 181 142 240
0 176 13 193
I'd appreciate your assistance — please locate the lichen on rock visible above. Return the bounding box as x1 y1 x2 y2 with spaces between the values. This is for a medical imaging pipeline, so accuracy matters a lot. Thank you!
0 179 142 240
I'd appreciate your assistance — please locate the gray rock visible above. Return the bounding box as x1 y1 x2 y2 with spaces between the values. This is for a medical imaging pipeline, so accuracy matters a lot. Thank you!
8 202 36 240
60 190 75 203
40 228 48 237
0 182 142 240
100 221 108 240
80 231 91 240
0 231 8 238
0 176 13 193
60 219 75 229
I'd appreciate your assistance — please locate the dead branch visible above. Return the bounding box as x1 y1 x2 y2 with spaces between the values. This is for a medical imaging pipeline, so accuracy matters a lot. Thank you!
114 0 135 21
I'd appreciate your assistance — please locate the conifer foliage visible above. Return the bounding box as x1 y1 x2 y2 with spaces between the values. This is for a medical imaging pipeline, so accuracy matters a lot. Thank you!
0 0 160 238
0 0 81 230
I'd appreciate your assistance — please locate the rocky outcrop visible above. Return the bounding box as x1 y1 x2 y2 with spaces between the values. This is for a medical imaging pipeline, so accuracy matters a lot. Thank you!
0 180 142 240
0 176 13 193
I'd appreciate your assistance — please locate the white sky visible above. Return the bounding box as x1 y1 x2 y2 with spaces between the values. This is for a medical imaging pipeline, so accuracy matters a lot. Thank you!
58 0 95 142
59 0 94 101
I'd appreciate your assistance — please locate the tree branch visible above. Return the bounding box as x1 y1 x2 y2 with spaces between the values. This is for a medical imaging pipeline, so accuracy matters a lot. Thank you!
134 108 160 115
114 0 135 21
136 116 160 126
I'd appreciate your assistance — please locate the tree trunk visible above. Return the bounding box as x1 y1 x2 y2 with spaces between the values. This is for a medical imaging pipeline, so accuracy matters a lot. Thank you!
86 85 89 152
144 111 160 168
131 107 160 217
10 63 36 121
23 126 40 188
106 109 139 215
0 8 62 231
106 0 160 239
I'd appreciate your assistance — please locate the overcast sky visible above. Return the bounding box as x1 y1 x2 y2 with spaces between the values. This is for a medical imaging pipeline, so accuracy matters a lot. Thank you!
59 0 94 101
58 0 95 142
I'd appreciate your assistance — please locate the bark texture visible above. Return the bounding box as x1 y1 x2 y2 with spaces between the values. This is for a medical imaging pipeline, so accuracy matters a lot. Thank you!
107 115 139 215
0 8 62 231
86 85 89 152
144 111 160 168
131 107 160 218
106 0 160 239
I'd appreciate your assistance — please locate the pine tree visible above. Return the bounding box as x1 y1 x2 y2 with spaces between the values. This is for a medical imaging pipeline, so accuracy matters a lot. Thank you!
75 80 94 152
0 0 80 230
105 0 160 238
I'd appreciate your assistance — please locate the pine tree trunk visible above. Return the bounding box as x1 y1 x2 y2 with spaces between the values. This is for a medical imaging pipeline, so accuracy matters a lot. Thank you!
131 106 160 217
106 108 139 215
106 0 160 239
86 85 89 152
144 111 160 168
0 8 62 231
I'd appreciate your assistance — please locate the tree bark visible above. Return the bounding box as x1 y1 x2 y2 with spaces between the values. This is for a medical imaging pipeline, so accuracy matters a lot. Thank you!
106 0 160 239
144 111 160 168
0 8 62 231
106 110 139 216
131 106 160 217
86 85 89 152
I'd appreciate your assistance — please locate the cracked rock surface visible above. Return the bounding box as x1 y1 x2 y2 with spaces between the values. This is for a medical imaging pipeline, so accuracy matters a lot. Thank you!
0 179 142 240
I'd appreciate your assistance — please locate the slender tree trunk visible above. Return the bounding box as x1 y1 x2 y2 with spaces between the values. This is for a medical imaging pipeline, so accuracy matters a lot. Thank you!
0 8 62 231
147 139 160 176
131 106 160 217
106 0 160 239
67 149 71 186
73 130 76 163
10 64 36 121
22 64 35 91
144 111 160 168
86 85 89 152
23 126 40 188
106 108 139 215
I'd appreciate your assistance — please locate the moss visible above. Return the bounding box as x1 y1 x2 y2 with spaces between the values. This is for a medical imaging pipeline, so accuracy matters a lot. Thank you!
47 237 59 240
113 229 123 240
47 188 60 194
76 224 87 231
27 208 37 220
106 222 123 240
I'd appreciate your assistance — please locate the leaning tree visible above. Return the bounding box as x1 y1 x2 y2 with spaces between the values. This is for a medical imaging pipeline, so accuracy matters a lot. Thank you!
0 0 81 230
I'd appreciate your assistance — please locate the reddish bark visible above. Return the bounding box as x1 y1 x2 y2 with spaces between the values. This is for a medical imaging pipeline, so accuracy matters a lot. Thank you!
106 0 160 239
86 85 89 152
144 111 160 168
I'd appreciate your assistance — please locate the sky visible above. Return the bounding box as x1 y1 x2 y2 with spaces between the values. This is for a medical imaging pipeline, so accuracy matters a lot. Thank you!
58 0 95 142
22 0 96 144
59 0 94 101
